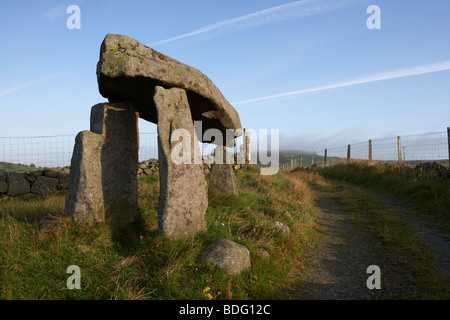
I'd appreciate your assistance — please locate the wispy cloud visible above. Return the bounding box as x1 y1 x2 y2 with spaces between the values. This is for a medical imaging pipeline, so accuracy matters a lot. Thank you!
233 61 450 105
149 0 363 46
0 72 70 97
45 0 88 20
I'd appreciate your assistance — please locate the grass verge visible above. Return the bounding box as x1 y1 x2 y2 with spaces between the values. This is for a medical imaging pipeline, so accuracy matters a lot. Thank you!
319 161 450 231
0 166 318 300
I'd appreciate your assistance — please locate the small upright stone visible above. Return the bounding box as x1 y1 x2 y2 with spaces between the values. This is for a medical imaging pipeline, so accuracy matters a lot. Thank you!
209 146 238 196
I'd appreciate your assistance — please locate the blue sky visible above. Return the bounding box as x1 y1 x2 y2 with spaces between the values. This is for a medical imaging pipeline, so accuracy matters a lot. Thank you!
1 0 449 151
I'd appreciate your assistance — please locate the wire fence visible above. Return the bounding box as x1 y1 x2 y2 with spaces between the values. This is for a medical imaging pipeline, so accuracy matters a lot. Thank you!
317 130 449 165
0 132 247 169
0 133 158 169
4 129 447 169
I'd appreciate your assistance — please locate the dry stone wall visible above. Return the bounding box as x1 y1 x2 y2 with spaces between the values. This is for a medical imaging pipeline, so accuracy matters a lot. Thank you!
0 157 243 200
0 167 70 198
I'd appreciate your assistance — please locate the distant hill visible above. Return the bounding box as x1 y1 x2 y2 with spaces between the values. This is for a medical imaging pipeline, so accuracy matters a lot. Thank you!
247 150 343 168
0 161 38 173
279 151 321 167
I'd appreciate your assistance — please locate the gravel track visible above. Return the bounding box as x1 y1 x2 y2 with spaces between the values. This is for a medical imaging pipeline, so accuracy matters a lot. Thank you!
293 184 450 299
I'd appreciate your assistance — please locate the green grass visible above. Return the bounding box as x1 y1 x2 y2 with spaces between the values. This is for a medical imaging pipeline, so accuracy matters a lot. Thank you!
0 161 38 173
319 161 450 231
0 166 318 300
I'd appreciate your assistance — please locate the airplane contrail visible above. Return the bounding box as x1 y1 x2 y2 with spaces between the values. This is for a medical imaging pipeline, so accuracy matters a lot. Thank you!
232 61 450 105
149 0 364 46
0 72 69 97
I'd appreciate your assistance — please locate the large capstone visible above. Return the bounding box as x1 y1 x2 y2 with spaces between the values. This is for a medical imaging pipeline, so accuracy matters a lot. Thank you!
154 86 208 238
97 34 242 144
65 102 139 227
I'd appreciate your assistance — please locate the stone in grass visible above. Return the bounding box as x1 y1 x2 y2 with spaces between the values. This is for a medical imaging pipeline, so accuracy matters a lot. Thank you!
271 221 290 234
284 210 292 218
199 238 251 275
38 215 56 232
258 249 270 259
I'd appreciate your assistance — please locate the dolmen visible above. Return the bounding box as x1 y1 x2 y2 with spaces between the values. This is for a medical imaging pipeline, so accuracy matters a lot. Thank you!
65 34 241 238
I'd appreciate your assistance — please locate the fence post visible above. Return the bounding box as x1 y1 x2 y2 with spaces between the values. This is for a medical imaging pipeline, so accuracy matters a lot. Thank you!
397 136 402 163
368 139 372 163
347 144 351 161
312 152 316 165
244 129 251 165
243 128 246 164
300 155 303 166
447 127 450 166
324 149 328 166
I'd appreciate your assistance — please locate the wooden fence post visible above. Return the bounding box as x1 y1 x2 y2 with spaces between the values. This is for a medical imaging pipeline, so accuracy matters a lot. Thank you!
447 127 450 166
244 129 251 165
397 136 402 163
324 149 328 166
347 144 351 161
312 152 316 165
368 139 372 163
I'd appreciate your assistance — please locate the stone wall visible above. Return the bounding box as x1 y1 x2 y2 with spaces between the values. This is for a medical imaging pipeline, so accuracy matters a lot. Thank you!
137 156 242 177
1 157 243 199
0 167 70 199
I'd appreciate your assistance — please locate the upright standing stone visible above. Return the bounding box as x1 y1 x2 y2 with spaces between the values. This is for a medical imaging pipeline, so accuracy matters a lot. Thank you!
92 102 140 228
65 102 139 228
65 130 104 224
154 86 208 238
209 146 238 196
